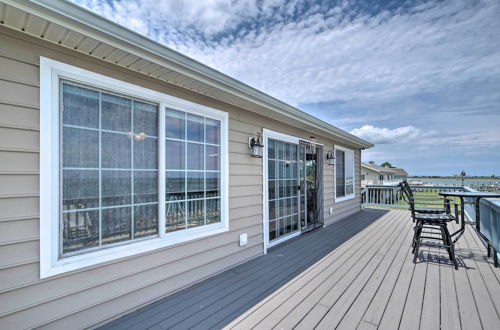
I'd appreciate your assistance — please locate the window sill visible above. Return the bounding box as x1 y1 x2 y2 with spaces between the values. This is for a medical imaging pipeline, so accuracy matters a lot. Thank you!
41 222 228 279
335 194 356 203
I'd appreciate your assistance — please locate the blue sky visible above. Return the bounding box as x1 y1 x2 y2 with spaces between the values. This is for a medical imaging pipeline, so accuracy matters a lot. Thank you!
72 0 500 176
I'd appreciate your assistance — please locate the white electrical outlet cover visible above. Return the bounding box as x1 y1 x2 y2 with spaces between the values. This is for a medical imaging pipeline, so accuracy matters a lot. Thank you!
239 233 248 246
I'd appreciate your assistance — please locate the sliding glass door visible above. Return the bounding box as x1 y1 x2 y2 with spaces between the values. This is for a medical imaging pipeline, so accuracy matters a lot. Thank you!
267 138 300 243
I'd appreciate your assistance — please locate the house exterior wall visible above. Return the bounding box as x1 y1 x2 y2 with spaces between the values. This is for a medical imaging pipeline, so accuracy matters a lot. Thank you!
361 167 381 185
0 27 361 329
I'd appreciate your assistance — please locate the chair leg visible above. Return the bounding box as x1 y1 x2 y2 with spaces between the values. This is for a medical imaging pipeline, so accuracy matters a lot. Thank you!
411 220 420 250
440 225 453 261
443 225 458 270
413 222 423 263
412 224 419 254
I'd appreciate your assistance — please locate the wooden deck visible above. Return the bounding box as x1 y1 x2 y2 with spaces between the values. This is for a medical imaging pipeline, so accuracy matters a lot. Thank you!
100 209 500 330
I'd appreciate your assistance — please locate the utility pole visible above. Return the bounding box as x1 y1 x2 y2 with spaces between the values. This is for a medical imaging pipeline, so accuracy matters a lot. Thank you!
460 170 466 187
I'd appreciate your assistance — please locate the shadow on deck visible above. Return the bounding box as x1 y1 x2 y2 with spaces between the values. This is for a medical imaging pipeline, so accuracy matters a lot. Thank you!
100 209 388 330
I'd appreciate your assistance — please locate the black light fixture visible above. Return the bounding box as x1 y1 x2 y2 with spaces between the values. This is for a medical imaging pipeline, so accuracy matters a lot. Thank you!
248 132 264 158
326 150 335 165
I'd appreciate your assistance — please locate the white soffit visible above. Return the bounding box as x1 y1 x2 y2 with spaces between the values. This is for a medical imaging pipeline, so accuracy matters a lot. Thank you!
0 0 373 149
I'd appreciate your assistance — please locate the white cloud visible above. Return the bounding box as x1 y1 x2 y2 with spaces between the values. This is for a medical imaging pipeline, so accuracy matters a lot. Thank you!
350 125 427 144
72 0 500 106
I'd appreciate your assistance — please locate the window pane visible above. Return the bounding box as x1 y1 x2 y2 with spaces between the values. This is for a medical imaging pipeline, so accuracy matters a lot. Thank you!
62 170 98 211
166 201 185 232
102 132 131 168
187 113 204 142
134 204 158 238
102 206 132 245
102 170 131 206
206 172 220 198
62 210 99 254
166 140 185 170
187 171 204 199
205 118 220 144
345 151 354 195
187 199 204 228
336 150 345 197
101 93 131 132
269 200 276 220
187 143 203 170
60 82 161 256
134 137 158 169
206 198 221 224
62 83 99 128
268 139 276 159
165 108 185 139
166 171 185 200
134 171 158 203
62 127 99 168
269 220 277 241
268 160 276 179
134 101 158 137
206 145 220 171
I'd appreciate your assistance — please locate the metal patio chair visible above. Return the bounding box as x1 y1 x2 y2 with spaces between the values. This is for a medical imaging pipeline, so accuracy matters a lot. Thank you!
399 180 460 269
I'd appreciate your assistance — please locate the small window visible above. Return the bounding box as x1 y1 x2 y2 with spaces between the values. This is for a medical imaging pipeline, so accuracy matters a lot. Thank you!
165 109 222 232
335 146 355 201
40 58 228 278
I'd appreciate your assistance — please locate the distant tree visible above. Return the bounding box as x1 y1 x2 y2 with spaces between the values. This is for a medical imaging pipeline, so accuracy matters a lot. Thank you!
381 162 395 168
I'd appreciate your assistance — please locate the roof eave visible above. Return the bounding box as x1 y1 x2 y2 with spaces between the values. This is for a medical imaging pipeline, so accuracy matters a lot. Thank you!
6 0 374 149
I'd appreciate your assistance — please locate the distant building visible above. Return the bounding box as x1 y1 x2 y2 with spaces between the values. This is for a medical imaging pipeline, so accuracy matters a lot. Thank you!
361 162 408 186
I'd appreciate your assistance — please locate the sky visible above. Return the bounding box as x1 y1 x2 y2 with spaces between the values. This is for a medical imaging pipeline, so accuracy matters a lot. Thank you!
71 0 500 176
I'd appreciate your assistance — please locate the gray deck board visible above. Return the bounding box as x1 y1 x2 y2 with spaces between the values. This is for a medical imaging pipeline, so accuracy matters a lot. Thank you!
100 209 500 330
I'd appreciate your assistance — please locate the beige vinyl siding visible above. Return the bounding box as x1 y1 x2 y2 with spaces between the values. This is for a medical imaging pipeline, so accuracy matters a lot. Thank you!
0 26 362 329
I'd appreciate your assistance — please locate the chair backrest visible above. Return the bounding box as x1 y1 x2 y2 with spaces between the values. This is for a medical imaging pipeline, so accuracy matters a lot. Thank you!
399 180 416 220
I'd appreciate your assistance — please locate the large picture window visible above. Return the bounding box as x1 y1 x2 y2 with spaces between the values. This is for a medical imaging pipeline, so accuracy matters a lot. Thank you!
61 82 160 256
335 146 355 201
40 58 228 277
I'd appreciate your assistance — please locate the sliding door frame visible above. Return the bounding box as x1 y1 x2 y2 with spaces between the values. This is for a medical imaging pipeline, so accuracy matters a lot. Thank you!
262 128 324 254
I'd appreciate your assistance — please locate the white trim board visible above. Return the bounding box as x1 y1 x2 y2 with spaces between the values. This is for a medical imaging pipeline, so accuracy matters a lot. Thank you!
40 57 229 278
334 145 356 203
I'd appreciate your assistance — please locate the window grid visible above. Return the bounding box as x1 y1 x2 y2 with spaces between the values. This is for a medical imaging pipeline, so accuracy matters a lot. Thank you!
165 109 222 233
60 81 160 256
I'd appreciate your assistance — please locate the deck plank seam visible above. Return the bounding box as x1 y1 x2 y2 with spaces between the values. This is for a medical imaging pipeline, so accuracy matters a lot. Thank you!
281 211 407 329
152 211 387 329
226 211 393 329
322 212 414 328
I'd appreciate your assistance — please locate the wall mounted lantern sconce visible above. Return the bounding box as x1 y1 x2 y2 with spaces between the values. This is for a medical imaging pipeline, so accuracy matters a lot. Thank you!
326 150 335 165
309 136 317 154
248 132 264 158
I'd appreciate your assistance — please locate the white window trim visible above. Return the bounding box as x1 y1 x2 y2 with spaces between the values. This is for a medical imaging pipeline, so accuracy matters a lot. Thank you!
334 145 355 203
40 57 229 278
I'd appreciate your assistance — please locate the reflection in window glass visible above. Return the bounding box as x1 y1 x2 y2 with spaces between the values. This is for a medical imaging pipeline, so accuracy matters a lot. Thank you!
165 108 222 232
268 138 299 243
60 81 159 256
187 113 204 142
165 108 185 139
335 148 355 199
